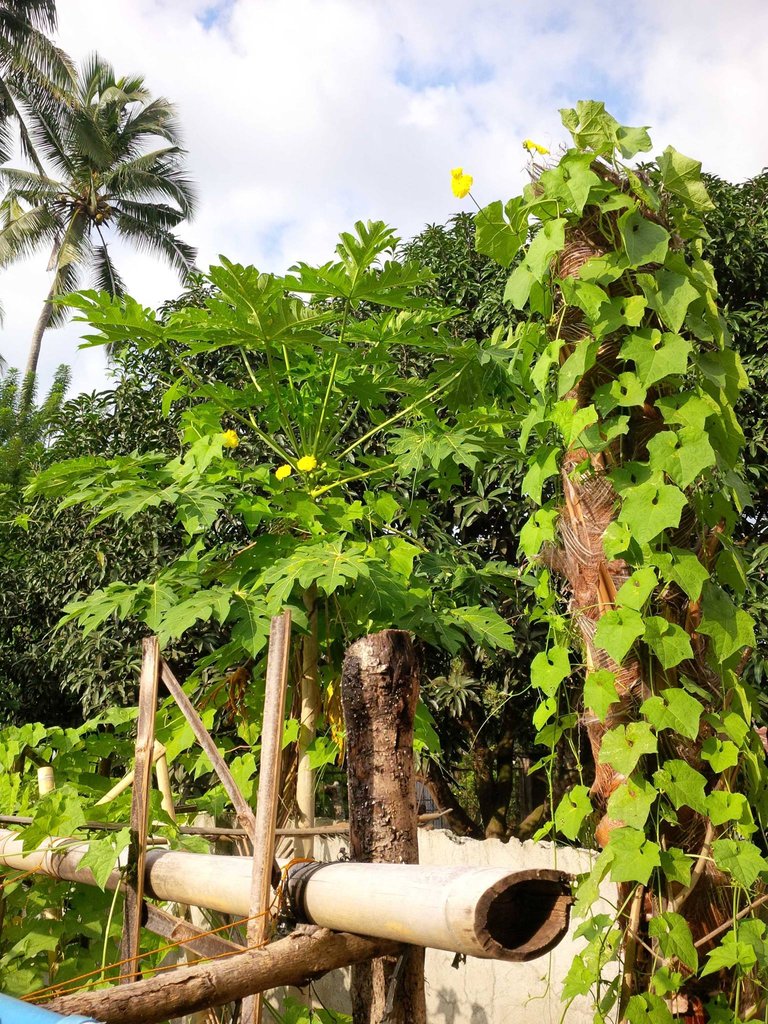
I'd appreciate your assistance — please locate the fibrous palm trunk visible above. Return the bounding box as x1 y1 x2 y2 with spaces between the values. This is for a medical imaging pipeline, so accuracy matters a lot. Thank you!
540 192 747 1014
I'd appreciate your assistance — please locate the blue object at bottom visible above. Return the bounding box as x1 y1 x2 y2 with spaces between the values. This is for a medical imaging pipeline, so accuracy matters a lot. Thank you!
0 992 102 1023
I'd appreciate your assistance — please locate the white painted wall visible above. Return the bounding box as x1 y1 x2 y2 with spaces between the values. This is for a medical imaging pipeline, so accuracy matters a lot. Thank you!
270 830 616 1024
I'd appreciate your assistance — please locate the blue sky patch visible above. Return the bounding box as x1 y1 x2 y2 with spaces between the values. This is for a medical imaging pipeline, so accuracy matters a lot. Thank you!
197 1 235 31
395 55 494 92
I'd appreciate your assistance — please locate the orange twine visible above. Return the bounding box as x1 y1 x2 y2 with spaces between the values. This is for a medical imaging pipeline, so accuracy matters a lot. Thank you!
24 857 318 1003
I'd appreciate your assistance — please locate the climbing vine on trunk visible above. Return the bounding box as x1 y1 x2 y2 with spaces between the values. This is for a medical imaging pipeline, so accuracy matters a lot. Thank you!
477 101 768 1022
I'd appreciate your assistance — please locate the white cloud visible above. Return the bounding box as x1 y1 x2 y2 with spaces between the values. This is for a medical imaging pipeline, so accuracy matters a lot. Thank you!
1 0 766 395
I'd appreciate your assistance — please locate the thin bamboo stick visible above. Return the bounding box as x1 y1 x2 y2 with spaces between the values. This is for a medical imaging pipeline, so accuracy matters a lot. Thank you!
119 636 160 982
95 742 165 806
244 611 292 1024
0 812 447 838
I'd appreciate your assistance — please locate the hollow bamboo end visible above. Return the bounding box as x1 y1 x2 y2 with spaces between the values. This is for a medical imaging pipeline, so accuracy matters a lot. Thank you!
473 868 573 962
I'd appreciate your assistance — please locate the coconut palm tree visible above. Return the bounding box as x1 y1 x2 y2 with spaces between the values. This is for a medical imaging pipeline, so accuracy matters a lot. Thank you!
0 0 73 166
0 52 197 376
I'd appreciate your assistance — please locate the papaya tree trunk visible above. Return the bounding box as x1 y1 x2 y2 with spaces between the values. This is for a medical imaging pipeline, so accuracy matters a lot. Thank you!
295 583 320 858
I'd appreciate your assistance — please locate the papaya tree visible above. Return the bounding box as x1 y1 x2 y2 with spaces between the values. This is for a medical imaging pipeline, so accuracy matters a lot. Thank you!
28 221 520 840
478 102 768 1021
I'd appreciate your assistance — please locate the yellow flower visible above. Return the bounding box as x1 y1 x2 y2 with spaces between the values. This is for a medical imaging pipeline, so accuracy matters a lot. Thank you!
523 139 549 155
275 464 292 480
222 429 239 449
450 167 473 199
297 454 318 473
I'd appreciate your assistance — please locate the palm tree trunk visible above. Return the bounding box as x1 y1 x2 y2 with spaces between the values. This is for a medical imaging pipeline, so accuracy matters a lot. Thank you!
25 278 57 378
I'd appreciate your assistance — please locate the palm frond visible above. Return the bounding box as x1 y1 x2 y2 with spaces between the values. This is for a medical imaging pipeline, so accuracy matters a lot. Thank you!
0 1 58 39
90 231 126 296
0 164 62 203
116 211 196 279
104 153 197 215
119 96 184 150
112 198 187 230
0 202 57 265
69 106 113 169
77 52 115 107
20 85 76 178
48 255 83 326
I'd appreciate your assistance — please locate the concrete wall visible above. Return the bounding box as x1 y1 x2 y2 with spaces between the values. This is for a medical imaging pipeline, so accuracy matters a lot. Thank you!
271 830 615 1024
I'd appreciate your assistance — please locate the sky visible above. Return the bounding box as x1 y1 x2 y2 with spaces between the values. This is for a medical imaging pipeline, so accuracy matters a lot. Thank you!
2 0 767 396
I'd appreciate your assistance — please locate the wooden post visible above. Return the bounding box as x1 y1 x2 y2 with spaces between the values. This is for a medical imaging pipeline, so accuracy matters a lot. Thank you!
243 611 292 1024
46 928 400 1024
119 636 160 982
341 630 427 1024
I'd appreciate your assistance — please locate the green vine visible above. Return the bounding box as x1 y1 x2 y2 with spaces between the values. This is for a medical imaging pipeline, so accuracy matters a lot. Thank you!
478 101 768 1022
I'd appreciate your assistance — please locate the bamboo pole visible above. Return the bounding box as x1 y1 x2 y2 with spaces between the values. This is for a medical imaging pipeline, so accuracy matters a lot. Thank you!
37 766 60 982
243 612 292 1024
0 830 571 962
37 766 55 796
45 928 400 1024
0 813 447 838
120 636 160 981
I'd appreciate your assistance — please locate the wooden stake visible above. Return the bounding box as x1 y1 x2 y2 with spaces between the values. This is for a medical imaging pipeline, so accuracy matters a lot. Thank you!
160 660 257 837
144 903 243 959
243 611 292 1024
154 748 176 823
119 636 160 982
341 630 427 1024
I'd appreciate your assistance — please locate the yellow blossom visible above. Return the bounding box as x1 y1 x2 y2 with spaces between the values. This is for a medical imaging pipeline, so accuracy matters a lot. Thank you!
275 463 292 480
222 429 239 449
297 454 318 473
450 167 473 199
523 139 549 155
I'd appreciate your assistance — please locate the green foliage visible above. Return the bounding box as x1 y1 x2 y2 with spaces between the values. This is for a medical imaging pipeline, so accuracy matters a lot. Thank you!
0 365 69 485
0 352 217 723
478 101 768 1017
29 221 518 675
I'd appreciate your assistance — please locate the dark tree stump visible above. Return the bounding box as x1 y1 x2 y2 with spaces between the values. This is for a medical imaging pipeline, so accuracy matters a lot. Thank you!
341 630 427 1024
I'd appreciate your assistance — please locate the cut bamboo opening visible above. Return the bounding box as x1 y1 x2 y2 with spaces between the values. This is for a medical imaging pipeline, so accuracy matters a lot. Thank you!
288 861 572 962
